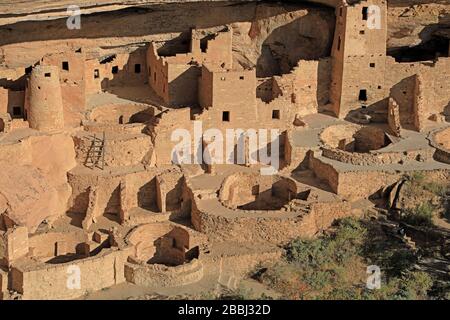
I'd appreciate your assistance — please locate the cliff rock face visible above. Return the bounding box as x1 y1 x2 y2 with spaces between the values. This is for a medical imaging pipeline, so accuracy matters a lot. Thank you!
387 2 450 57
0 134 76 232
0 1 448 69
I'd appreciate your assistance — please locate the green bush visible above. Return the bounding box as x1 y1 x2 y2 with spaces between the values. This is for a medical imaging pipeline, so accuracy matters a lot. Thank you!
304 270 333 290
423 182 448 197
285 218 366 267
394 271 433 300
285 238 332 267
403 202 434 226
385 249 417 277
408 171 425 183
331 218 367 263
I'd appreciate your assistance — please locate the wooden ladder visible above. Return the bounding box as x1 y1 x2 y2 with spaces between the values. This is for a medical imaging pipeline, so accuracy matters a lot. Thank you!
85 132 106 170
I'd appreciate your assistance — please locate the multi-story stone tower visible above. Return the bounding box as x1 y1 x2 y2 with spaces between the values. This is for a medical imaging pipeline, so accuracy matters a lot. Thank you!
330 0 388 118
27 65 65 131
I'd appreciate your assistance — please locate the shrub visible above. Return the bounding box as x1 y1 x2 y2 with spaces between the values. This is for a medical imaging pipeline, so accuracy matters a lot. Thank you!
423 182 448 197
331 218 367 263
285 238 332 267
403 202 434 226
394 271 433 300
408 171 425 183
385 249 417 277
304 270 333 290
285 218 366 266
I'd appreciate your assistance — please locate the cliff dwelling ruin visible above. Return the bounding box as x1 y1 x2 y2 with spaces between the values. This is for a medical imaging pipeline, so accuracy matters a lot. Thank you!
0 0 449 300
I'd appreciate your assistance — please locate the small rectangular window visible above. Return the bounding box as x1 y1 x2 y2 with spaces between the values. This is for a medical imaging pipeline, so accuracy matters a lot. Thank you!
222 111 230 122
239 76 244 80
112 66 119 74
362 7 368 20
135 64 141 74
360 30 365 35
370 63 375 68
220 76 226 81
359 89 368 101
94 69 100 79
45 73 51 78
62 61 69 71
337 37 341 51
272 110 280 119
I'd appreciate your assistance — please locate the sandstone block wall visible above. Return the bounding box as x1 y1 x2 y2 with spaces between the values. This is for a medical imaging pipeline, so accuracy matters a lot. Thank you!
125 259 203 288
4 226 29 265
386 58 450 128
198 66 258 129
27 65 65 131
86 48 148 95
41 49 88 127
331 0 388 117
11 248 131 300
0 87 25 119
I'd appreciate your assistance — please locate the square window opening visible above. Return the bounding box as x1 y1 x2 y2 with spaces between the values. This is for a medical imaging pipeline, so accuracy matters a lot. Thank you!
222 111 230 122
134 64 141 74
62 61 69 71
112 66 119 74
272 110 280 119
358 89 368 102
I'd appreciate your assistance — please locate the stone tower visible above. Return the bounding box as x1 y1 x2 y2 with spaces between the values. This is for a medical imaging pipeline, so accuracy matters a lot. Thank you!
330 0 388 118
27 65 65 131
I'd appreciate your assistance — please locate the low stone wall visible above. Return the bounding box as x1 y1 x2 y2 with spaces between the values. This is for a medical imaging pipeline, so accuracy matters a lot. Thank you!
202 247 283 278
83 122 146 135
73 132 152 167
310 156 402 199
68 167 162 215
88 104 153 124
125 259 204 288
336 170 401 200
429 127 450 165
28 232 86 260
10 247 131 300
309 155 339 193
321 147 434 166
191 198 353 244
